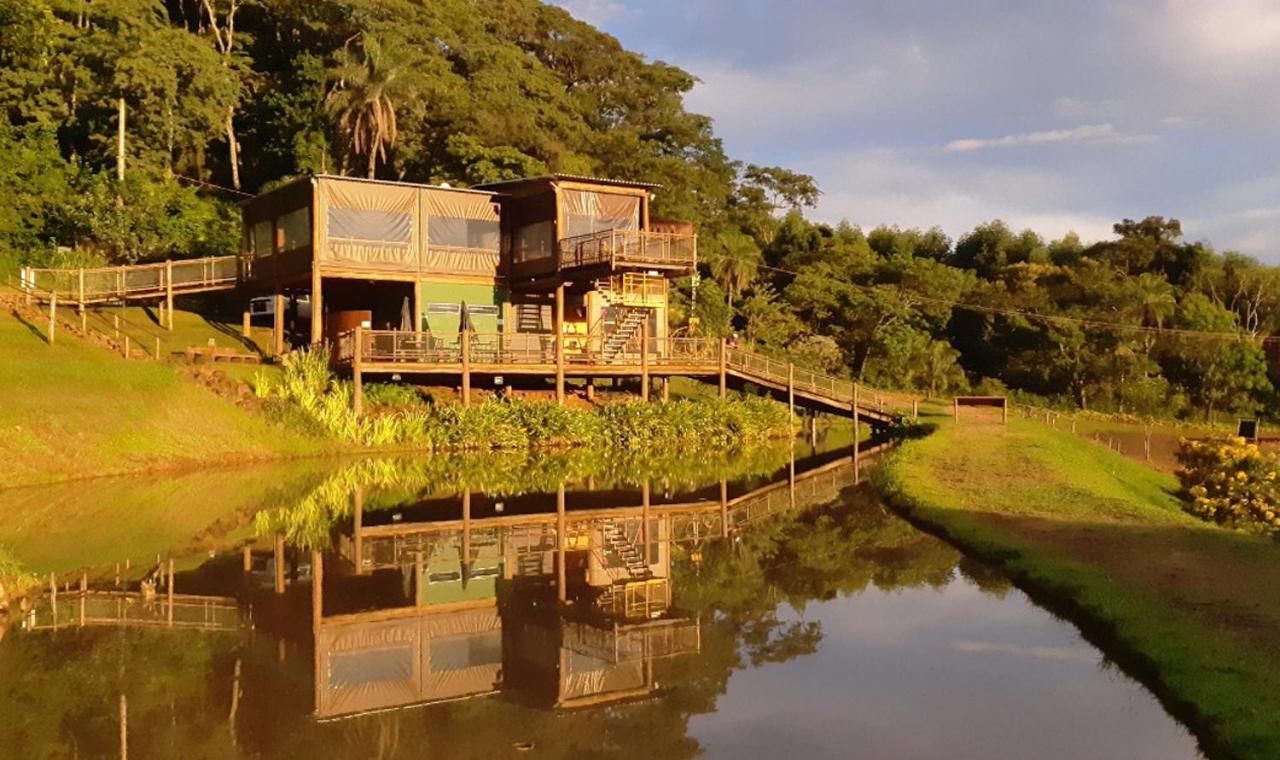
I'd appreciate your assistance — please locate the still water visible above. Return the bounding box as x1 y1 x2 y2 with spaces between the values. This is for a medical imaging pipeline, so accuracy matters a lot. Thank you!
0 440 1200 758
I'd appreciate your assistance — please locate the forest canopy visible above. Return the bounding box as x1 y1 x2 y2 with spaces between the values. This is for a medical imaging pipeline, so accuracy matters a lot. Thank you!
1 0 1278 420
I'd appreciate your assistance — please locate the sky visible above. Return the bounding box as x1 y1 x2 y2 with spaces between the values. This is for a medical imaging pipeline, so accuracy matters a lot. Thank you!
551 0 1280 260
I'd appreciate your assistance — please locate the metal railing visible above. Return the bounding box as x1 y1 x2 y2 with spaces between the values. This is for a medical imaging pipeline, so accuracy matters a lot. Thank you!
558 229 697 271
22 256 240 304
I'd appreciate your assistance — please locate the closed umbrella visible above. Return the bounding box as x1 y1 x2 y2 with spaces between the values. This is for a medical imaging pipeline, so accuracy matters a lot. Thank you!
458 301 475 334
400 296 412 332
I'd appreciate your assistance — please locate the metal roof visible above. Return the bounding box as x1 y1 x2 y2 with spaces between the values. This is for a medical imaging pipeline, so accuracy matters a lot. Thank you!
473 174 663 191
312 174 500 195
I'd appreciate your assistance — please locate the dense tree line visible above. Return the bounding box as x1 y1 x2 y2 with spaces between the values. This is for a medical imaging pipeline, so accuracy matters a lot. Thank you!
1 0 1276 420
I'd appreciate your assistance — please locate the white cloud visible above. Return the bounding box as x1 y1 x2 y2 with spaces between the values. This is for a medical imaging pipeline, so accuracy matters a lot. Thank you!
944 124 1152 152
550 0 630 25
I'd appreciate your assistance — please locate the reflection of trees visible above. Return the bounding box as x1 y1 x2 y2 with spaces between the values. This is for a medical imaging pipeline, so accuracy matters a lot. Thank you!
256 444 801 550
2 479 976 758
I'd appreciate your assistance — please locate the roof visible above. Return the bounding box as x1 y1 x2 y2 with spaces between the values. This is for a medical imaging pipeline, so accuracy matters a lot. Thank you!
473 174 663 192
313 174 500 196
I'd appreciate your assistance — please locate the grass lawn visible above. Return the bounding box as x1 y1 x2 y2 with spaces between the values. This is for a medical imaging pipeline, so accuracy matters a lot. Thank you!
876 413 1280 759
0 307 327 487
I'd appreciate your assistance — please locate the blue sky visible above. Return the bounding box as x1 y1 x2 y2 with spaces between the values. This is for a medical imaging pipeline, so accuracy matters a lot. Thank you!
553 0 1280 260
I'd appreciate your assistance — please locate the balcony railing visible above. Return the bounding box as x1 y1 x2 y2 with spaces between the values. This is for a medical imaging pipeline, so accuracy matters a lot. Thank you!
558 229 697 271
335 330 721 369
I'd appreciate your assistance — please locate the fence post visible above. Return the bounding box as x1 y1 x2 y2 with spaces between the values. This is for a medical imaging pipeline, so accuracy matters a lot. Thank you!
78 267 85 314
787 363 795 421
154 336 161 361
954 397 960 422
555 283 565 405
241 307 251 338
48 292 56 344
461 328 471 408
718 338 727 399
272 291 285 357
640 321 650 401
165 260 174 330
123 334 130 358
852 383 861 473
352 326 364 417
913 397 919 420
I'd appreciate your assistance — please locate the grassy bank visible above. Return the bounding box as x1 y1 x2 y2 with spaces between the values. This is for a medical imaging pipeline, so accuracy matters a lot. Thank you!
0 308 329 487
874 415 1280 759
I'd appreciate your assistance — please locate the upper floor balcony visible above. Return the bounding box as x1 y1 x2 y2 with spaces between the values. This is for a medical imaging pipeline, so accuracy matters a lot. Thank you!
509 228 697 282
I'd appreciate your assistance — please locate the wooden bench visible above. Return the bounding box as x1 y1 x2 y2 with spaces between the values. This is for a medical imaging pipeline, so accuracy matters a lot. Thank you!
184 345 261 364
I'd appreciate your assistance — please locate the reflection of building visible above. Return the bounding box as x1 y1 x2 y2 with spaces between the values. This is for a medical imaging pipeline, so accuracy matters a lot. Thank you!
310 501 706 720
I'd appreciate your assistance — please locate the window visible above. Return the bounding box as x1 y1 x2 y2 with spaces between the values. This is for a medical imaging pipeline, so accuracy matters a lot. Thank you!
251 220 273 257
278 207 311 252
329 647 413 688
562 190 640 239
429 631 502 672
427 302 461 315
513 221 554 262
328 207 412 246
428 217 500 250
466 305 500 317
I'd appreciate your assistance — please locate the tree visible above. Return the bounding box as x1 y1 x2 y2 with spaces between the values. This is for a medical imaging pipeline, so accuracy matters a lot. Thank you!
327 32 427 178
705 228 762 305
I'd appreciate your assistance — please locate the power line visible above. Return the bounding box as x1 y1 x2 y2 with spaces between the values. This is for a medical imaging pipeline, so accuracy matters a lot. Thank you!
174 173 254 198
755 263 1273 344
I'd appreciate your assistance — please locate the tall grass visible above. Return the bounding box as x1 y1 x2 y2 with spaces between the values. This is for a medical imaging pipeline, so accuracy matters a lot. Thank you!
253 346 795 451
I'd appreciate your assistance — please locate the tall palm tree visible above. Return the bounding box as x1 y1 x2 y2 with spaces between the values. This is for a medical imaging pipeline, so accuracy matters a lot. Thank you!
327 34 422 178
708 229 763 305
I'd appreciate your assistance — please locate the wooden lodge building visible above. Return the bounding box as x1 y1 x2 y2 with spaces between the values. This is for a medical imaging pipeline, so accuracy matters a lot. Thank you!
240 173 696 368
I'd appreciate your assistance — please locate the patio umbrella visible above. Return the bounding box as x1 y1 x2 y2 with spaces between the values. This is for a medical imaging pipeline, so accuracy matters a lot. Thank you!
458 301 475 334
399 296 412 331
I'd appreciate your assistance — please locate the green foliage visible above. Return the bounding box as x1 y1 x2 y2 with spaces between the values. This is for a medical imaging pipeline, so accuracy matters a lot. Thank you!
255 347 794 452
1177 437 1280 536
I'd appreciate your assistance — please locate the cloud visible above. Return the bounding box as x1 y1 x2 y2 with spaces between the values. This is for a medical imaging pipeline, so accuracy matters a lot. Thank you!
951 640 1097 663
549 0 630 25
944 124 1153 152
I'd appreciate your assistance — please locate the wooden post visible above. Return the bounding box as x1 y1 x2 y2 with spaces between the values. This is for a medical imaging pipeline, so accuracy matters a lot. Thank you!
641 480 651 551
719 479 729 538
461 328 471 408
311 550 322 626
78 267 85 321
555 283 565 405
123 334 130 358
167 558 174 626
352 326 363 417
242 546 251 573
556 483 567 603
154 336 161 361
353 487 364 575
311 269 323 345
852 383 861 476
718 338 727 398
272 292 285 356
809 413 818 445
241 307 251 338
165 260 174 330
586 377 595 402
462 488 472 577
48 292 56 344
273 534 285 594
640 321 650 401
953 397 960 422
119 693 128 760
662 376 670 402
79 572 87 626
49 572 57 629
787 363 795 420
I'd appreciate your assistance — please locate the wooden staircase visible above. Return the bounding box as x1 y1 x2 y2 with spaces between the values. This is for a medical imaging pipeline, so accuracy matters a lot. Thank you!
600 307 649 361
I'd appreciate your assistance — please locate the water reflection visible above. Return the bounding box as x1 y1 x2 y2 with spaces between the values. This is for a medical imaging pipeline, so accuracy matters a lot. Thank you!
0 439 1200 758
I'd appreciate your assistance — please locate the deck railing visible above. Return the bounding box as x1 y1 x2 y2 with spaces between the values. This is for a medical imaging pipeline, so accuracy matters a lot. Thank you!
22 256 240 303
558 229 696 271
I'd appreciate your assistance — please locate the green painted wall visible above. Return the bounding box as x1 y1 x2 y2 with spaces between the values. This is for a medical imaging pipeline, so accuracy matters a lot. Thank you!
417 279 506 335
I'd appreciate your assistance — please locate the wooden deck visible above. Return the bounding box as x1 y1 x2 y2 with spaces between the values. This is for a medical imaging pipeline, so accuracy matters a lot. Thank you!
337 329 897 428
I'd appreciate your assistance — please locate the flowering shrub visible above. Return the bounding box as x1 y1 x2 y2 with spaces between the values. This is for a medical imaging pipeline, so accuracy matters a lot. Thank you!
1176 437 1280 536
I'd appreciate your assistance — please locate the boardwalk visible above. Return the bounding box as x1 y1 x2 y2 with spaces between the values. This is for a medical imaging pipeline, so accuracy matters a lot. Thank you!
337 328 897 428
21 256 239 305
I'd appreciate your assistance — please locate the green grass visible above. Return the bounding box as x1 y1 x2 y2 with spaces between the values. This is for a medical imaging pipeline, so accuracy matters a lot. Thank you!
875 414 1280 759
0 308 326 487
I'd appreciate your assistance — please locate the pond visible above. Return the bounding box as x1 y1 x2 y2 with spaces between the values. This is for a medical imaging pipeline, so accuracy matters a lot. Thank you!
0 436 1201 758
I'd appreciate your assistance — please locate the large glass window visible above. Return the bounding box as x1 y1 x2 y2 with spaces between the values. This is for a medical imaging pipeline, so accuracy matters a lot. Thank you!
251 220 273 256
328 207 412 246
278 207 311 251
429 631 502 672
562 190 640 239
427 217 499 250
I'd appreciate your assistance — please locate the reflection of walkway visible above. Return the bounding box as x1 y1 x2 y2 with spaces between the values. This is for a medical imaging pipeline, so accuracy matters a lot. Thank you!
22 588 239 633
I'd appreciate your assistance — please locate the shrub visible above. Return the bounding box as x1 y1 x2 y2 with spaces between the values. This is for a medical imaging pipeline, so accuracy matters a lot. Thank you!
1176 437 1280 536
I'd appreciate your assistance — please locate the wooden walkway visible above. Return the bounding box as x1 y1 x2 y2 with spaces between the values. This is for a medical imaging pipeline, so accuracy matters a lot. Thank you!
20 256 239 305
337 328 897 428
